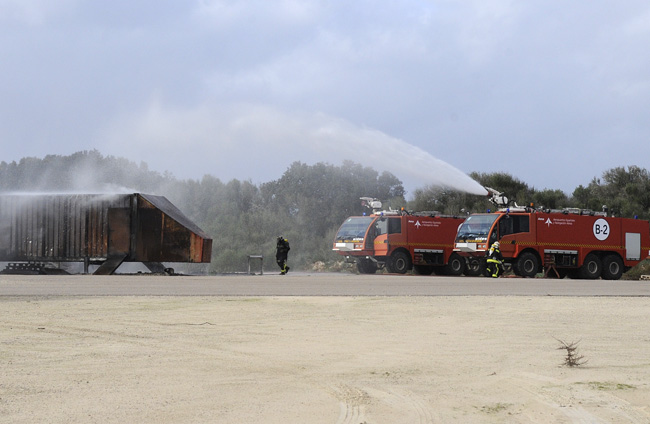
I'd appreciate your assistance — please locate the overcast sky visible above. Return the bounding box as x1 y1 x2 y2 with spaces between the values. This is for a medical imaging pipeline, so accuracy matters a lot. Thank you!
1 1 649 197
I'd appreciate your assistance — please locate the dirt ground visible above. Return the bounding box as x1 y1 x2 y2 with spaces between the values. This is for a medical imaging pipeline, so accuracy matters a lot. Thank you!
1 295 649 423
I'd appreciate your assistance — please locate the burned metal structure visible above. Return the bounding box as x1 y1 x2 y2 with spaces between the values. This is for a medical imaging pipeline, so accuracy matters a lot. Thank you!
0 193 212 275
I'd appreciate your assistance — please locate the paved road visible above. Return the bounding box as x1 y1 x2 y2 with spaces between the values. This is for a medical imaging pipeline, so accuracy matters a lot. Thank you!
1 273 650 296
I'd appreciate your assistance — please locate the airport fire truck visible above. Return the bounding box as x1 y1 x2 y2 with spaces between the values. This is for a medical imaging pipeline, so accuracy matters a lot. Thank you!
454 188 650 279
333 198 475 275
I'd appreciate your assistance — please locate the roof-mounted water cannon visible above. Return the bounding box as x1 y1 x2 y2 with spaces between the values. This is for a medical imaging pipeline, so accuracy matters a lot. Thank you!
360 197 382 212
485 187 509 208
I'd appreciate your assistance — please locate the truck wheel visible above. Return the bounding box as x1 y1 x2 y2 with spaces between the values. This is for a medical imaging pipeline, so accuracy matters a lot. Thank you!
444 253 465 276
516 252 539 278
356 258 377 274
389 251 411 274
464 258 484 276
601 254 623 280
579 253 602 279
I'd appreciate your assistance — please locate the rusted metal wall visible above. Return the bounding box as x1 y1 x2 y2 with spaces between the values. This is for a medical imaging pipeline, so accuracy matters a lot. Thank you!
0 193 212 265
0 194 130 261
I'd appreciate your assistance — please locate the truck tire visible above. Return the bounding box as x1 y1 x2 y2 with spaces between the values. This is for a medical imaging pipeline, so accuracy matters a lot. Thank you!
356 258 377 274
389 251 411 274
444 253 465 276
579 253 602 279
464 258 484 276
516 252 539 278
601 254 623 280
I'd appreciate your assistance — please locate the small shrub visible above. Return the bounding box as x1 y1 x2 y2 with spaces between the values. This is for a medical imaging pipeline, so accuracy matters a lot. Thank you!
555 338 588 367
622 258 650 280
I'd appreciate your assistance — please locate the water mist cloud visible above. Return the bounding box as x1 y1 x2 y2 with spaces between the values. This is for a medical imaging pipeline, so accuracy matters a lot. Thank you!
100 100 486 196
306 115 487 195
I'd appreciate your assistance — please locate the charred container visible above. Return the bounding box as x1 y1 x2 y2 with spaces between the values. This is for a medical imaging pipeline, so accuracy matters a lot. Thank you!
0 193 213 275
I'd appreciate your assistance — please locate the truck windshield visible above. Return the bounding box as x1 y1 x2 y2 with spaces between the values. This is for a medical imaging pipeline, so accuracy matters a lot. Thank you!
334 217 375 242
455 214 499 242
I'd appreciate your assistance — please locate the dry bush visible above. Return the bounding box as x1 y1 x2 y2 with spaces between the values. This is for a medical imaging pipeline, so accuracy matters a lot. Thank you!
555 338 588 367
622 258 650 280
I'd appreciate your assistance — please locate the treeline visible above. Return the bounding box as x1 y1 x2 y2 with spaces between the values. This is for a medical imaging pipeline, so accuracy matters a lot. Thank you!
412 167 650 220
1 150 649 273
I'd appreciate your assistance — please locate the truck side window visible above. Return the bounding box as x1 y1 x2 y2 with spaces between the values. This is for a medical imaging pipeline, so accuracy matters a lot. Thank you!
499 215 530 238
514 215 529 233
388 217 402 234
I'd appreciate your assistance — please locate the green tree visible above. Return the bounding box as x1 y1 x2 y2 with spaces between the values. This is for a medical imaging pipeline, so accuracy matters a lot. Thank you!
572 166 650 219
258 161 405 269
260 161 405 238
531 189 571 210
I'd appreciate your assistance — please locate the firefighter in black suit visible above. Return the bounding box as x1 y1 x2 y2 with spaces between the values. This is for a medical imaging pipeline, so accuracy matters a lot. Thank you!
276 236 291 275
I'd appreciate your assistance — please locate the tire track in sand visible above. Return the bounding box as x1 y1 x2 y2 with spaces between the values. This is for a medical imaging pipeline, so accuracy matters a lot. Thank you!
331 384 436 424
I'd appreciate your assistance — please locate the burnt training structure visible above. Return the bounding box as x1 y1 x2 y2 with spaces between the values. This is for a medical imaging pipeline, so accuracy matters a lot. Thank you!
0 193 212 275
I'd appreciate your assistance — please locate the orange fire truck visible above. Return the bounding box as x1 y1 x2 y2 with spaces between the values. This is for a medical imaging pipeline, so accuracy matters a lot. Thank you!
333 198 476 275
454 188 650 279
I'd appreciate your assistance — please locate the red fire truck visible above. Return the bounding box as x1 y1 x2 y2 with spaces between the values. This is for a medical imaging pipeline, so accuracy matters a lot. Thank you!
332 198 475 275
454 189 650 279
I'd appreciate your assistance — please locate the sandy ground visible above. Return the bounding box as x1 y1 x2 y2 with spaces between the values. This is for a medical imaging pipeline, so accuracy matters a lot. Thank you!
1 295 650 423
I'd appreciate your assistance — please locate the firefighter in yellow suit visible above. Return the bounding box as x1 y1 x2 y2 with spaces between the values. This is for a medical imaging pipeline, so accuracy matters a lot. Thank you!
486 241 504 278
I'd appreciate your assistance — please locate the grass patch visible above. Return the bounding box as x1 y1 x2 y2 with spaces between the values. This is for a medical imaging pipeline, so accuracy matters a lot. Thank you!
479 403 511 414
578 381 637 391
